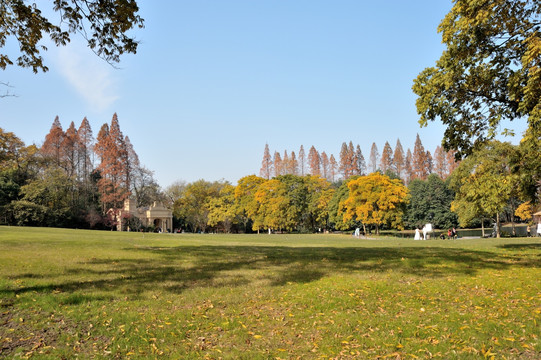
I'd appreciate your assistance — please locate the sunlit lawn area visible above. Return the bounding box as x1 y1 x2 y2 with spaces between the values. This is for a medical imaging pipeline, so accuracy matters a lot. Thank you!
1 227 540 359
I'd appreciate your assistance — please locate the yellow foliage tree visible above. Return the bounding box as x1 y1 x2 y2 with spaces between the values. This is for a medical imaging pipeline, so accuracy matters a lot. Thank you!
235 175 266 232
342 173 408 234
207 184 238 233
515 201 534 222
254 179 289 231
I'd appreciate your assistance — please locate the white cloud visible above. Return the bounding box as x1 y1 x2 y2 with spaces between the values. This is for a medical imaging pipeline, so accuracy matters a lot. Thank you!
55 42 119 111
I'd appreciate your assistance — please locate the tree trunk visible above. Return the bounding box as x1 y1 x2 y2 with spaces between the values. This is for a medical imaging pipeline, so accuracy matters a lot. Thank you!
511 202 516 236
481 218 485 238
496 212 501 238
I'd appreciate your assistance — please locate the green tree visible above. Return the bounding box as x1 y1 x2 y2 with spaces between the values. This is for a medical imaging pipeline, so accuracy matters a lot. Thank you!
173 179 224 233
405 174 457 230
450 141 518 237
305 175 334 232
0 127 38 183
328 179 358 231
0 170 20 224
7 200 48 226
15 168 77 227
1 0 144 73
413 0 541 158
513 125 541 204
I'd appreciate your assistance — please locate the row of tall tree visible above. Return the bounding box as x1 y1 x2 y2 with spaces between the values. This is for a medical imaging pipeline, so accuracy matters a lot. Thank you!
170 136 536 237
260 135 459 184
0 115 162 228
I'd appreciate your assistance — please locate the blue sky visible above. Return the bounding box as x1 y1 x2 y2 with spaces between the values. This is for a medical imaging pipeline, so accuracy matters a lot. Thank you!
0 1 527 187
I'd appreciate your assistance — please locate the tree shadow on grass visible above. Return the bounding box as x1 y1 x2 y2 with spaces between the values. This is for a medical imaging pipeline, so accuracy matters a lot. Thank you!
498 243 541 250
4 245 540 300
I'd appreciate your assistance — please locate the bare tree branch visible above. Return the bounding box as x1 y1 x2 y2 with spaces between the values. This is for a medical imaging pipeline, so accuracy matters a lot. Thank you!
0 81 17 98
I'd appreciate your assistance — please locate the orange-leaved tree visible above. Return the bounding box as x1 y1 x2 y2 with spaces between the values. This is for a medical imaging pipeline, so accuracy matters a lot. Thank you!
308 145 320 176
379 141 394 173
342 172 408 234
94 114 135 215
41 116 64 168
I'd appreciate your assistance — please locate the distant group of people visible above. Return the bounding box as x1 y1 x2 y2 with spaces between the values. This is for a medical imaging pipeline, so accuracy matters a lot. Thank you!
414 224 457 240
444 227 458 240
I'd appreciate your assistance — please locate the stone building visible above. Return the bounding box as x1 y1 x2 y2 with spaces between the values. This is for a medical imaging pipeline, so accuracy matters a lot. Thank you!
118 198 173 232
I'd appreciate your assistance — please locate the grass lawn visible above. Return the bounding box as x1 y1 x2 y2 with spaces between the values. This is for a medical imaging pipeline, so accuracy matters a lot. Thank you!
0 227 540 359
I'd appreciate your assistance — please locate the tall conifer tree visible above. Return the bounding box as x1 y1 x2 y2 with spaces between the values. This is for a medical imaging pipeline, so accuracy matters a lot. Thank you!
123 135 140 193
282 151 289 175
425 150 433 175
339 142 349 179
77 117 93 182
329 154 338 183
95 114 130 212
355 145 366 176
298 145 306 176
369 142 379 173
273 151 283 177
393 139 405 178
41 116 65 167
320 151 329 180
61 121 79 178
260 144 272 180
308 146 320 176
412 134 428 180
446 150 460 176
380 141 394 173
405 149 413 184
433 146 448 179
347 141 356 176
289 151 298 175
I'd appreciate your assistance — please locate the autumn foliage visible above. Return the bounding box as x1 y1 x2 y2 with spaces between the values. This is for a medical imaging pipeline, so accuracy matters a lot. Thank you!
261 135 458 184
342 173 409 234
0 114 160 229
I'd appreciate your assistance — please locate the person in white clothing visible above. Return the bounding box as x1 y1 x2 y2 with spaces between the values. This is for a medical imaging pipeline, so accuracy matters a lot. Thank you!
414 228 421 240
537 223 541 237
